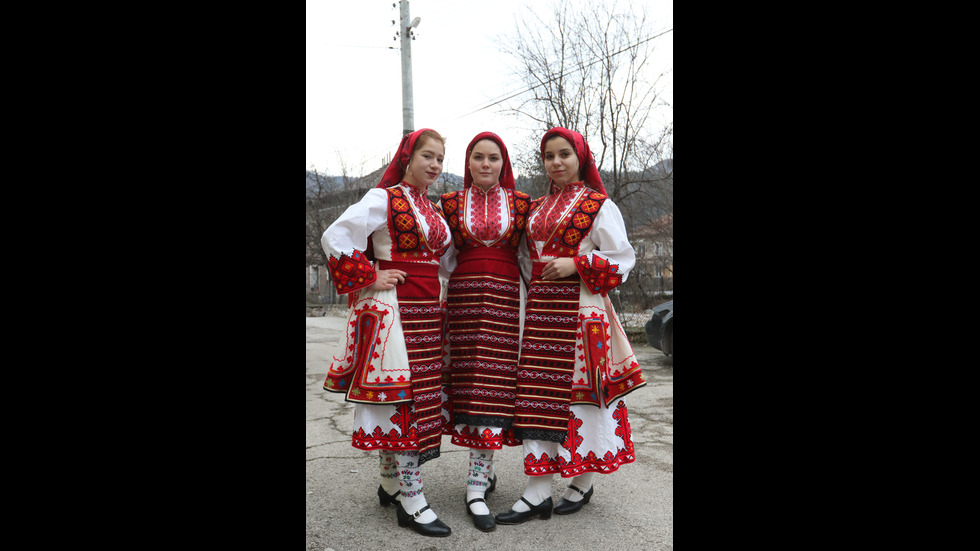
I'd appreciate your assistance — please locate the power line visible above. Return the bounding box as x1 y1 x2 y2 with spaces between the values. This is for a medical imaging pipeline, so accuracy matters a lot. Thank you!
333 27 673 172
454 27 672 120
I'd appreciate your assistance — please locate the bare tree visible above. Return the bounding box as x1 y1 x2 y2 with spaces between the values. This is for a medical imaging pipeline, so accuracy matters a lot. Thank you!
501 0 673 312
502 0 672 219
305 167 337 268
336 153 370 206
306 150 379 266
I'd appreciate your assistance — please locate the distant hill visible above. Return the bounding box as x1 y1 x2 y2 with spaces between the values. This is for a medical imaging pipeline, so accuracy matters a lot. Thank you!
307 157 669 204
307 168 465 202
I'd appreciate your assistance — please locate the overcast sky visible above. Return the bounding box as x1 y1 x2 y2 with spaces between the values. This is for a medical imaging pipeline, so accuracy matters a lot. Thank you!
306 0 672 178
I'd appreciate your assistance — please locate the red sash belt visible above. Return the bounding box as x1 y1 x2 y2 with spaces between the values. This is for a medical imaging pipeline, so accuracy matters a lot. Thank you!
456 245 518 267
378 260 439 278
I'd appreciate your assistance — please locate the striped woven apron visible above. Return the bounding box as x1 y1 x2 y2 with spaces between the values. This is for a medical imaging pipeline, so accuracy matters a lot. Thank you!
512 261 580 443
380 260 446 464
446 246 522 429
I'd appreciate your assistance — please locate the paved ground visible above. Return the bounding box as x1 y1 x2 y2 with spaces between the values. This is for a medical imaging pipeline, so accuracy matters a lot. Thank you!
306 310 673 551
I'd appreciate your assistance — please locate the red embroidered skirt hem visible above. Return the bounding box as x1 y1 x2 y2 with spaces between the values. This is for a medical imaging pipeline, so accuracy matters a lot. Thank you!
521 399 637 477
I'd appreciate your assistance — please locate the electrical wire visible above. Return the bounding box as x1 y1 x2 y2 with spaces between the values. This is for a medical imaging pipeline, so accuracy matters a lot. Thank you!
334 26 672 171
454 27 672 120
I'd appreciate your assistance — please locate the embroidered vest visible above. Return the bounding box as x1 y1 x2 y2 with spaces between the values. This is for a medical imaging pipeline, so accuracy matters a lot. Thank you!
528 190 607 259
386 186 450 261
442 188 530 251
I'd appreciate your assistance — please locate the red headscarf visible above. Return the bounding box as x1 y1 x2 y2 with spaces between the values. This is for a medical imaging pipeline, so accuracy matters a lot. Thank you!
463 131 515 190
376 128 440 189
540 127 606 196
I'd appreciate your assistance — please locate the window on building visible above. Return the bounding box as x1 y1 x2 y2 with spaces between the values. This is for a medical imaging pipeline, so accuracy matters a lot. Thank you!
309 266 320 292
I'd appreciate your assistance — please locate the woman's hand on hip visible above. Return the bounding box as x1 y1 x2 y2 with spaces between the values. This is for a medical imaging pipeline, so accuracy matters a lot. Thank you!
370 268 408 291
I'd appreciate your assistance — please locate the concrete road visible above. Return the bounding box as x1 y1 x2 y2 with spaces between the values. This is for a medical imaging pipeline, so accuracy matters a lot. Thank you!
306 311 673 551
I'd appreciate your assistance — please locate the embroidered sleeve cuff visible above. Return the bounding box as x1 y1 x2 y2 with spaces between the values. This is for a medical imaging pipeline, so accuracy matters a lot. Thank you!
575 254 623 295
328 250 376 294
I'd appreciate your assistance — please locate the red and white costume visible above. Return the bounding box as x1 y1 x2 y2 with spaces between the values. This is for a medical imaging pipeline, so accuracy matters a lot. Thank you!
439 132 531 452
321 130 452 467
514 127 646 477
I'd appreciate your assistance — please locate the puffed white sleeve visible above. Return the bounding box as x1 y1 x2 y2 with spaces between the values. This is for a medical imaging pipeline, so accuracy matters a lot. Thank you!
320 188 389 294
574 198 637 295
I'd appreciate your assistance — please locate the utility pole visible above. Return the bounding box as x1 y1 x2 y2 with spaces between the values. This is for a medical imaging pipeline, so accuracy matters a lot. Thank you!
398 1 420 136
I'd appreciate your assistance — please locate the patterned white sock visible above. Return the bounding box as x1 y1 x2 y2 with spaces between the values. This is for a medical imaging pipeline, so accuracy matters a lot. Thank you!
466 450 494 515
562 472 595 502
395 451 437 524
379 450 399 496
512 474 553 512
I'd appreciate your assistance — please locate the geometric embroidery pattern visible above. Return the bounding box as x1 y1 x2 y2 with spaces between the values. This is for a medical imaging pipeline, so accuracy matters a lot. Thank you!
440 188 530 250
575 316 606 404
440 186 529 440
468 186 502 241
327 249 376 294
402 184 449 256
512 264 580 443
323 300 407 402
386 186 450 260
528 187 607 259
396 265 448 465
530 182 583 243
522 401 636 477
575 253 621 296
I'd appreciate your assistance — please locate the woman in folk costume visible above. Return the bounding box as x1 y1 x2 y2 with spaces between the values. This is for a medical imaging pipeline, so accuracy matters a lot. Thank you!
495 127 647 525
438 132 532 532
320 128 454 538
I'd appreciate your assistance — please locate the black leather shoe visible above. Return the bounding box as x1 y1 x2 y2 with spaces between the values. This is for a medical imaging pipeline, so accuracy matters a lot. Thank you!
466 497 496 532
553 485 593 515
396 502 451 537
377 485 400 507
494 497 553 525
